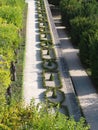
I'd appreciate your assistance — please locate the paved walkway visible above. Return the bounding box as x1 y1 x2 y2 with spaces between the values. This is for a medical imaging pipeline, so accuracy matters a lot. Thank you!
50 6 98 130
44 0 81 121
23 0 45 105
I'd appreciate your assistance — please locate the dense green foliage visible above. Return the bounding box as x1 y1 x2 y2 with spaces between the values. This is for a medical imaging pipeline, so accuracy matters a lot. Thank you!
0 6 23 28
90 31 98 81
0 103 89 130
48 0 60 5
0 0 25 106
60 0 98 84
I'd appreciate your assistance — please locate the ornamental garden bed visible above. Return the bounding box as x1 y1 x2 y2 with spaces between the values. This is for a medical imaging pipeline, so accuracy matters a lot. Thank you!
44 72 61 88
42 49 56 59
43 59 58 71
45 88 65 104
36 0 67 115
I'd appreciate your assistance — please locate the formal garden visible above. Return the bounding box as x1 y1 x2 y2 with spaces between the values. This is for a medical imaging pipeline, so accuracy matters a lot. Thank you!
0 0 90 129
36 0 68 115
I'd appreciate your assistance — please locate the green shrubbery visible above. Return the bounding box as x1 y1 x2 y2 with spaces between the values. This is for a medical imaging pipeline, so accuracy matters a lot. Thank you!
0 102 89 130
0 0 25 106
60 0 98 85
48 0 60 5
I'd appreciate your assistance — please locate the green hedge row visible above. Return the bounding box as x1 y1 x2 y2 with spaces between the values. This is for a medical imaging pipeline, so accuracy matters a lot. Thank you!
60 0 98 85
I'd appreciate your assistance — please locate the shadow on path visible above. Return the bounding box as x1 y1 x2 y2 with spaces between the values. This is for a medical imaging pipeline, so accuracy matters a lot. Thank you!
50 5 98 130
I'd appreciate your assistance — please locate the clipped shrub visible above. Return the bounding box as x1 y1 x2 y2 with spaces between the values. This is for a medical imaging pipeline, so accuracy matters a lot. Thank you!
47 49 49 55
43 59 58 71
52 88 57 98
48 60 52 66
49 73 54 81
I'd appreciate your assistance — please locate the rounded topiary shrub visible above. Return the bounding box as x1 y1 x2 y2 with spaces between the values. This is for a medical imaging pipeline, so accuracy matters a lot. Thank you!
49 73 54 81
43 59 58 71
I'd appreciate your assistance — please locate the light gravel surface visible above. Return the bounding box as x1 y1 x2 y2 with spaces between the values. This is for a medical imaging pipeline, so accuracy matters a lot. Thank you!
23 0 45 106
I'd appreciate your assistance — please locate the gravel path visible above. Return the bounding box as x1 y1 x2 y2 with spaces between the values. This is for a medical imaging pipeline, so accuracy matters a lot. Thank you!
50 6 98 130
23 0 45 106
